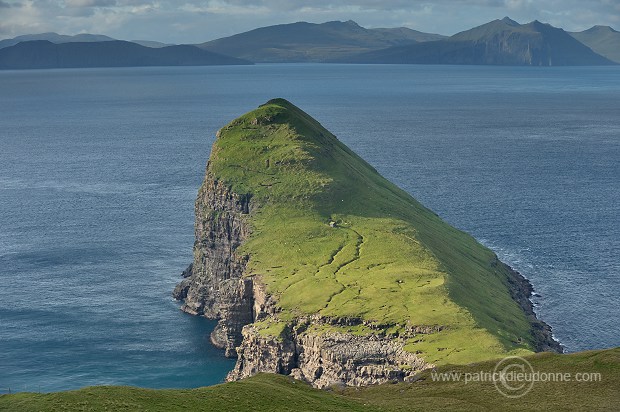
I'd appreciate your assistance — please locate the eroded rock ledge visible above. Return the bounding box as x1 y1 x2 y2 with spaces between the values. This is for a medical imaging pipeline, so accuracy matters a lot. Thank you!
228 323 430 388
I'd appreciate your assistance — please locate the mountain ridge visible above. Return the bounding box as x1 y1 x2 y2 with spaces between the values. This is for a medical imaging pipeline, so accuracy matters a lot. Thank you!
340 18 615 65
569 25 620 63
0 32 116 49
2 18 616 67
0 32 171 50
0 40 251 69
197 20 445 62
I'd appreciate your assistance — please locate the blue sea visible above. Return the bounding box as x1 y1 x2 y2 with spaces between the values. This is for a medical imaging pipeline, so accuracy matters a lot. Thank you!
1 64 618 393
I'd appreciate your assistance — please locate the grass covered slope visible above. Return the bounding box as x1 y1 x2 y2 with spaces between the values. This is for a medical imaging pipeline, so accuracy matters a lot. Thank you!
3 348 618 411
0 375 372 412
207 98 545 365
344 347 620 411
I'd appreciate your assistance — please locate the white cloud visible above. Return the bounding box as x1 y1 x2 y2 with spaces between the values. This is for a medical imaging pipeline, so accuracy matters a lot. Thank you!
180 1 270 15
64 0 117 8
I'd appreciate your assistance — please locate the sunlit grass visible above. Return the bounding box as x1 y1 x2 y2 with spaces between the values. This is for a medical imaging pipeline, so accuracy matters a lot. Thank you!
203 98 541 363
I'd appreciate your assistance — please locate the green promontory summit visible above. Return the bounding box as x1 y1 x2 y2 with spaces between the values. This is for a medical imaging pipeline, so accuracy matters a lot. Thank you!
174 99 560 387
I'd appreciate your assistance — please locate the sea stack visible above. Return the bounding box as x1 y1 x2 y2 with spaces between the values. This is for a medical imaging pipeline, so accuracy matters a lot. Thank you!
174 99 561 388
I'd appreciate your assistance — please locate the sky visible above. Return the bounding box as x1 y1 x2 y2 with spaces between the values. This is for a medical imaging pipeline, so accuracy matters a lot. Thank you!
1 0 619 43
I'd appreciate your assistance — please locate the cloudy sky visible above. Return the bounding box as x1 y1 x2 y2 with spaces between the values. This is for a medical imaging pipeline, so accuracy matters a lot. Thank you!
1 0 619 43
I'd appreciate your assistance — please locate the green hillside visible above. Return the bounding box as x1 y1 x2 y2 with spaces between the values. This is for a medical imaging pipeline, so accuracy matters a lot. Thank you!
204 98 550 364
2 348 617 411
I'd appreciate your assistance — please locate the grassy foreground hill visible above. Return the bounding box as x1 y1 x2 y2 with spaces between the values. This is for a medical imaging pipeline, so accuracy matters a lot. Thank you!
2 348 618 411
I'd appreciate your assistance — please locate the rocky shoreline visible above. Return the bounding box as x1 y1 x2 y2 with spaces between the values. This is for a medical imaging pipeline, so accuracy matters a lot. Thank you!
173 167 562 388
500 259 563 353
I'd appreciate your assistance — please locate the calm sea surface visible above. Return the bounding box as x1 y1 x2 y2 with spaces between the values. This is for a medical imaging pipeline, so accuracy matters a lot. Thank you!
0 64 618 392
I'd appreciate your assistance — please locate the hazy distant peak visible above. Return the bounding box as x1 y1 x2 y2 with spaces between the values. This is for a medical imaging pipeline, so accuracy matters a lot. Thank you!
322 20 363 28
527 20 552 28
34 32 60 37
569 24 620 63
130 39 172 48
451 18 531 41
501 17 520 26
584 25 618 33
0 32 117 49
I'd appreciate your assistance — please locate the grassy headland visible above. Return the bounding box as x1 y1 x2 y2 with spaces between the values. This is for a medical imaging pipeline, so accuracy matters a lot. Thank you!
206 98 544 364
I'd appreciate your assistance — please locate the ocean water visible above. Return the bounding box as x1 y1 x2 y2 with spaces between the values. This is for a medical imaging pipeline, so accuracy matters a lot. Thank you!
0 64 618 393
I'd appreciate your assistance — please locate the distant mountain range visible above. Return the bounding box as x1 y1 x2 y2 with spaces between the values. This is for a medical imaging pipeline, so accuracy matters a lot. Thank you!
341 17 615 65
0 18 617 69
0 40 251 69
0 32 116 49
569 25 620 63
0 32 171 49
197 20 445 63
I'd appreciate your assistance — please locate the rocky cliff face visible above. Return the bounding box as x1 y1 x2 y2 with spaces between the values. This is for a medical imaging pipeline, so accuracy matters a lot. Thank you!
501 259 563 353
228 320 430 388
173 169 253 357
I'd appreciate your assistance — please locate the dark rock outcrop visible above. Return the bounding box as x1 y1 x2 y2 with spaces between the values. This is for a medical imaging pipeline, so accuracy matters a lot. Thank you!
500 259 563 352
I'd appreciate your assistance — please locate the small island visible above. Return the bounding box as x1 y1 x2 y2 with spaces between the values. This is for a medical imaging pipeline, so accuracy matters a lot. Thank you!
173 99 561 388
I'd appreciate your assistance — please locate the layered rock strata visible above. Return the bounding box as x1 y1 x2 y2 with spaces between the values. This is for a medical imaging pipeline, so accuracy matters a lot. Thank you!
173 171 253 357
